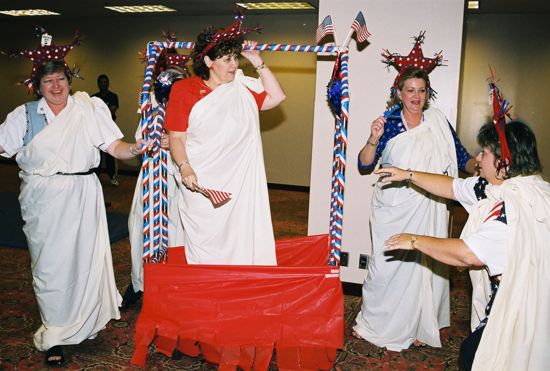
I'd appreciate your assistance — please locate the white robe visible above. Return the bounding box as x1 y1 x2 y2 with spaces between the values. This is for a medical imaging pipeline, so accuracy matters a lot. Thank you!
128 124 185 291
177 70 276 265
11 92 122 351
354 107 457 351
462 176 550 371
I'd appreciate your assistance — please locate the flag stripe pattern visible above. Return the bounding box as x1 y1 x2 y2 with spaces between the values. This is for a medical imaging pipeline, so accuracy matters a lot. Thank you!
199 187 232 207
316 15 334 44
483 201 507 224
351 11 371 43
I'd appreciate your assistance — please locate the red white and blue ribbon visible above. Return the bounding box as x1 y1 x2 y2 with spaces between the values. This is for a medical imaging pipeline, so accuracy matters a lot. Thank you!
139 42 171 263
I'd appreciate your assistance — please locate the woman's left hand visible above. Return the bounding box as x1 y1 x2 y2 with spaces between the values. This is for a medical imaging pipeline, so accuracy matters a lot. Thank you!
385 233 415 251
241 40 262 66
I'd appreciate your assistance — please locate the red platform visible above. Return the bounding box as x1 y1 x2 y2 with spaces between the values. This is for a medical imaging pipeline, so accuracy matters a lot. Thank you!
131 234 344 370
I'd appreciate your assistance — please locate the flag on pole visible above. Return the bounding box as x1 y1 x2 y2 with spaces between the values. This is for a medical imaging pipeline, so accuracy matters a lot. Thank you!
316 15 334 44
351 11 371 43
198 187 232 207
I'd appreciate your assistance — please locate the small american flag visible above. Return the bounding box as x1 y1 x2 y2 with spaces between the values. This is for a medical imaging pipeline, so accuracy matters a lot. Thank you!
316 15 334 44
351 11 371 43
198 187 232 207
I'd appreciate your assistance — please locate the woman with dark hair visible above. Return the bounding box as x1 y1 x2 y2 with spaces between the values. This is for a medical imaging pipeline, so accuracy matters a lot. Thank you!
164 26 285 265
0 60 146 366
353 67 476 350
379 120 549 370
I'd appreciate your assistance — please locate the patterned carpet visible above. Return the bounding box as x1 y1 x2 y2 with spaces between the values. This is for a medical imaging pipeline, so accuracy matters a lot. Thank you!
0 162 471 370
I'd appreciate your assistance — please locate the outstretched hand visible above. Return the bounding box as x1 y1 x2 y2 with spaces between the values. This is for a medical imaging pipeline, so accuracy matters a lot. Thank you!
385 233 415 251
373 166 408 183
135 138 153 153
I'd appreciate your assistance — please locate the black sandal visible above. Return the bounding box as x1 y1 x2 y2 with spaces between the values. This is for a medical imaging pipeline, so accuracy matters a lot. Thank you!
45 345 65 367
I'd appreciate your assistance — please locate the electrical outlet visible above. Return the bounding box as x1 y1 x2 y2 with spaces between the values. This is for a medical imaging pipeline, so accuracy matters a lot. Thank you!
340 251 349 267
359 254 369 269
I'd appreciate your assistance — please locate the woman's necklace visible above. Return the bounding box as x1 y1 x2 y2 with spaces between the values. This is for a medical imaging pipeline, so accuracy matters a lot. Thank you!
401 111 424 130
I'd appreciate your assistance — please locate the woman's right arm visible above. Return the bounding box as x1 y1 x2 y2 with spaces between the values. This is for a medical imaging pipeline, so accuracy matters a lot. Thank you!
169 130 198 191
358 116 386 168
375 167 457 201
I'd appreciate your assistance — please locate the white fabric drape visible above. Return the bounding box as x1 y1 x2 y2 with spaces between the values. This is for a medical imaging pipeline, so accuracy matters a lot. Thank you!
16 92 121 351
462 176 550 371
176 71 276 265
354 107 457 351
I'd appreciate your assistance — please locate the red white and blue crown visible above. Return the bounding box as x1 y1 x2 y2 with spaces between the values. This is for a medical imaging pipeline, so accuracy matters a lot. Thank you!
7 26 81 91
382 31 444 99
196 12 260 61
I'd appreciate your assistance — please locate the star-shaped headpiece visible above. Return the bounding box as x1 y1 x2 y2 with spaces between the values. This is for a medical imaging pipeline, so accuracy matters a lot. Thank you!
8 26 81 91
382 31 444 98
141 31 191 80
488 67 513 172
196 11 261 61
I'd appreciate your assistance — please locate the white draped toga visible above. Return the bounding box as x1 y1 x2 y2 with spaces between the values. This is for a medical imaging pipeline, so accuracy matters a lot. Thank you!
177 71 276 265
0 92 122 351
461 176 550 370
354 107 457 351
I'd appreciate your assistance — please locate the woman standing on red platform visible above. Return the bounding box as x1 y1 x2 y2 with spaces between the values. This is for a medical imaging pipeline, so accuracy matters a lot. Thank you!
165 25 285 265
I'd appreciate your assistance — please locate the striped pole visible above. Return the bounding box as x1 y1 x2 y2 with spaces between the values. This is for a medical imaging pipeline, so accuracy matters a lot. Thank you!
149 41 338 54
328 50 349 266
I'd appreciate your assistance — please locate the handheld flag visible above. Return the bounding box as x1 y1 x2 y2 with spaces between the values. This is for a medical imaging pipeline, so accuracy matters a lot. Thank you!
198 187 232 208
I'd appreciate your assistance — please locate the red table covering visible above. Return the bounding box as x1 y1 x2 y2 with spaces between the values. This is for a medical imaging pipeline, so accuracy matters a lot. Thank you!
131 234 344 370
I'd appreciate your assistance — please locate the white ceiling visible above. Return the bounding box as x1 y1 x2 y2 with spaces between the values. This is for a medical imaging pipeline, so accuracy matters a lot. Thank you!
0 0 548 20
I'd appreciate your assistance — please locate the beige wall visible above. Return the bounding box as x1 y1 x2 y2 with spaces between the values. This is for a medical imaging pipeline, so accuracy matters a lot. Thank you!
459 13 550 180
308 0 465 283
0 13 318 186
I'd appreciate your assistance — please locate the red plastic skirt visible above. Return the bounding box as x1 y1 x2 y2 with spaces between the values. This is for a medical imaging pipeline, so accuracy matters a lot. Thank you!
131 234 344 370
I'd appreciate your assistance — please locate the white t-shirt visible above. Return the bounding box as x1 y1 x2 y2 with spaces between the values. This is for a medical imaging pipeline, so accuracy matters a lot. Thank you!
453 176 509 276
0 95 122 158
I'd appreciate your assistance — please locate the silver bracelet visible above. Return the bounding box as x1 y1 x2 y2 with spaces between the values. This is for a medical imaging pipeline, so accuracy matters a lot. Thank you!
254 62 266 70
